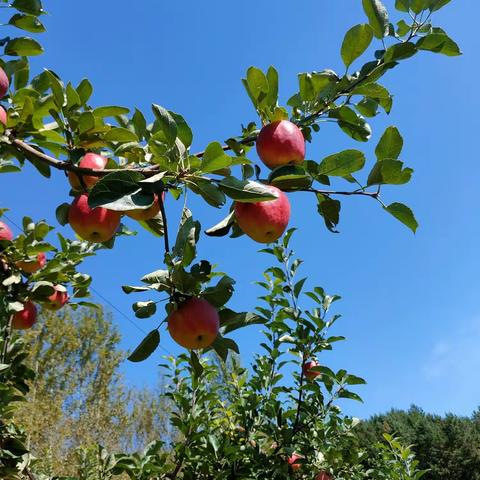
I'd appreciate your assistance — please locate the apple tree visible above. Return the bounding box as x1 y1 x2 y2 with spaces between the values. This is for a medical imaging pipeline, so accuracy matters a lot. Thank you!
0 0 460 478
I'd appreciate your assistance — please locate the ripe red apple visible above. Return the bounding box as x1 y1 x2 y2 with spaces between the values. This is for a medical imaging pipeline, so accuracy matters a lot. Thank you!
256 120 305 170
68 194 121 243
0 220 13 241
16 252 46 274
315 472 333 480
43 285 69 311
234 185 290 243
68 153 108 190
12 301 37 330
126 193 164 221
168 297 220 350
0 67 9 98
303 359 321 381
0 105 7 126
287 453 303 471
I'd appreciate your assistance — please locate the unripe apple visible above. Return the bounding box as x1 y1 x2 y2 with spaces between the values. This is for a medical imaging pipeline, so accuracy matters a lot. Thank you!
16 252 46 274
303 359 321 381
315 472 333 480
168 297 220 350
68 194 121 243
256 120 305 170
43 285 69 311
68 153 108 191
0 67 9 98
234 185 290 243
0 220 13 241
0 105 7 126
12 301 37 330
287 453 303 471
126 192 165 221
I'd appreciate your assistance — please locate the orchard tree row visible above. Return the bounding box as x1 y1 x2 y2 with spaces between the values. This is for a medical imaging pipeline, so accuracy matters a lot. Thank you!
0 0 460 478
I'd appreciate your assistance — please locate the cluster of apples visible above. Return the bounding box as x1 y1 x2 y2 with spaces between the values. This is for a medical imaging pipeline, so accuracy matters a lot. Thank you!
67 153 164 243
234 119 305 244
0 67 9 125
0 220 69 330
288 453 332 479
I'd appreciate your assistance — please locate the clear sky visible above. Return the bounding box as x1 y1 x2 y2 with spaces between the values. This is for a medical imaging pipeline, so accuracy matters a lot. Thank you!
1 0 478 419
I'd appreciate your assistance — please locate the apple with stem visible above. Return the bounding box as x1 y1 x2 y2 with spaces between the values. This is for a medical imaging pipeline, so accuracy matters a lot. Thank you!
43 285 69 311
68 153 108 191
303 359 321 381
0 220 13 241
12 301 37 330
68 194 121 243
234 185 290 243
168 297 219 350
256 120 305 170
16 252 47 274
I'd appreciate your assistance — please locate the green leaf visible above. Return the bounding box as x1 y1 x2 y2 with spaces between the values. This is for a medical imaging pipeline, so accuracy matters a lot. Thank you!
12 0 43 15
329 106 372 142
152 104 177 146
341 24 373 68
132 301 157 319
205 211 235 237
202 276 235 308
77 111 96 133
169 111 193 148
384 202 418 233
417 33 461 56
268 165 312 191
173 208 200 266
94 105 130 117
186 177 226 208
395 0 410 12
245 66 269 102
219 309 267 334
317 194 341 233
219 177 277 203
141 269 169 285
338 389 363 402
201 142 233 173
104 127 138 142
8 14 45 32
127 330 160 362
362 0 389 38
429 0 452 11
88 171 144 208
367 160 413 185
375 126 403 161
384 42 417 62
317 150 366 177
44 69 65 108
211 335 239 362
55 202 70 226
76 78 93 105
5 37 43 56
190 351 204 376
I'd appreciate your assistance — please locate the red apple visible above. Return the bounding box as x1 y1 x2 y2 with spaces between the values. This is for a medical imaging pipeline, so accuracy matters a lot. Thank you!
68 153 108 191
126 193 164 221
16 252 46 274
287 453 303 471
256 120 305 170
12 301 37 330
315 472 333 480
168 297 219 350
0 105 7 126
0 67 9 98
68 194 121 243
234 185 290 243
43 285 69 311
303 360 321 381
0 220 13 241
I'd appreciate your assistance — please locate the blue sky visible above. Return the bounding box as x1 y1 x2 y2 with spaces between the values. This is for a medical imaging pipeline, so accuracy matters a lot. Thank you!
1 0 478 418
